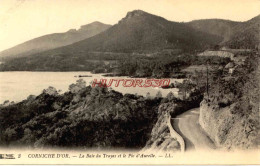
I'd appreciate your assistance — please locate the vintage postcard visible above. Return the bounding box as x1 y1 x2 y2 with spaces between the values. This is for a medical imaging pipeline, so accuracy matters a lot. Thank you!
0 0 259 165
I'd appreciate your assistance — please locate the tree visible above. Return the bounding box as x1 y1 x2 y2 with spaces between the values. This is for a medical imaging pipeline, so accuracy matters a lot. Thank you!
69 79 86 94
166 91 175 101
178 79 194 100
146 92 151 99
155 91 162 98
43 86 58 96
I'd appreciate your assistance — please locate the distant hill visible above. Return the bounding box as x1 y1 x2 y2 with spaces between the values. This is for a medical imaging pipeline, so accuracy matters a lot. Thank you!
224 14 260 49
187 15 260 49
187 19 240 43
0 21 111 59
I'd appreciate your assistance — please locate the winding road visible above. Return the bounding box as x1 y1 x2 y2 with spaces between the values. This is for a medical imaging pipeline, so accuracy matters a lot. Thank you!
171 108 216 151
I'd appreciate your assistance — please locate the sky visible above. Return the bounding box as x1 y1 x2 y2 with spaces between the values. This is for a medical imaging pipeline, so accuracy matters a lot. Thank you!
0 0 259 52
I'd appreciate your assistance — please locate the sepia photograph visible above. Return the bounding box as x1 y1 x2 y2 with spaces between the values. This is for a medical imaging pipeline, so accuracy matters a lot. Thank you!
0 0 259 165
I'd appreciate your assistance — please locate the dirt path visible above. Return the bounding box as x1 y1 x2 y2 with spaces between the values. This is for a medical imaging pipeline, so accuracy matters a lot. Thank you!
172 108 216 151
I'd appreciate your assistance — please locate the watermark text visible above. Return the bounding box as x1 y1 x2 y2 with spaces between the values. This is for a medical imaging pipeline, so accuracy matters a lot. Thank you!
92 78 170 88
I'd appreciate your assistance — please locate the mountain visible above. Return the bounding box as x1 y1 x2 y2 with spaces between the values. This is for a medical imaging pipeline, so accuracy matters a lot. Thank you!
9 10 260 71
187 15 260 49
0 21 111 59
187 19 240 43
0 10 223 71
44 10 221 54
224 14 260 49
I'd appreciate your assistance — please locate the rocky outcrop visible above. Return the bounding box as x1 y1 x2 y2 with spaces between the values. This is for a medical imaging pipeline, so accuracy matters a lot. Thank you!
0 83 159 149
142 112 180 153
199 99 259 150
142 102 185 153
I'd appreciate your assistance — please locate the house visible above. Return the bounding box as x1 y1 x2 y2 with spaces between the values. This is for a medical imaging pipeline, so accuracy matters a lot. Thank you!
225 62 236 75
229 68 235 74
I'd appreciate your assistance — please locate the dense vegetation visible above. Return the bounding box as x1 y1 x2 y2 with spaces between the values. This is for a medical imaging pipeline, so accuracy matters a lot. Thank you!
0 81 162 149
116 53 230 78
205 51 258 110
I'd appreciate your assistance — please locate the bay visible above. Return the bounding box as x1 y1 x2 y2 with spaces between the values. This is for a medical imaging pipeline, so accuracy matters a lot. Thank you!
0 72 182 103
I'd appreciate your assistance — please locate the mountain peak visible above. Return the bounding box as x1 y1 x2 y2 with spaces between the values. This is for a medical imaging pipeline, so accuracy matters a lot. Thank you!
126 10 147 17
119 10 158 24
79 21 111 31
0 21 111 59
123 10 148 20
89 21 106 26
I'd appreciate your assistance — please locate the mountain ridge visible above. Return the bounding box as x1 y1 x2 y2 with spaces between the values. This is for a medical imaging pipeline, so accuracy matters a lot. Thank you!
0 10 259 71
187 19 240 42
0 21 112 59
186 14 260 48
36 9 222 54
224 14 260 49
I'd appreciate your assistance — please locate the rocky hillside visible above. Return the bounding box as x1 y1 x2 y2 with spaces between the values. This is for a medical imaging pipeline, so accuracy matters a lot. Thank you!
142 103 181 153
0 81 160 149
199 51 260 149
0 22 111 60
